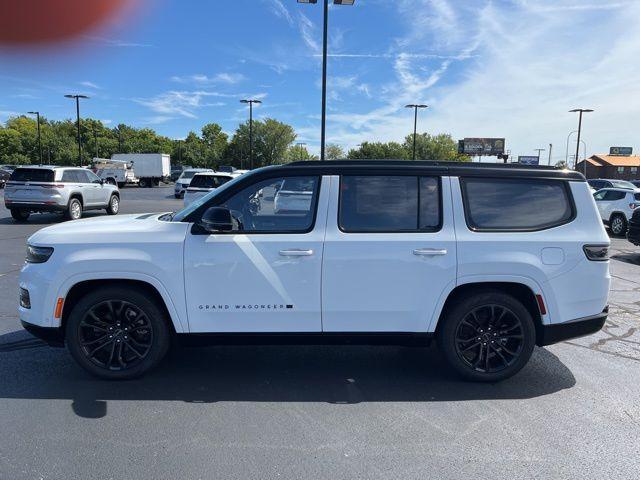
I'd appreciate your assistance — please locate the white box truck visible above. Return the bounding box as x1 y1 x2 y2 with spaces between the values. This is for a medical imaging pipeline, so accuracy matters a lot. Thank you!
91 158 136 188
111 153 171 188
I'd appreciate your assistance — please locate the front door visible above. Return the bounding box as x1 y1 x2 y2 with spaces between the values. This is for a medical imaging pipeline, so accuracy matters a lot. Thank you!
322 174 457 332
184 174 329 333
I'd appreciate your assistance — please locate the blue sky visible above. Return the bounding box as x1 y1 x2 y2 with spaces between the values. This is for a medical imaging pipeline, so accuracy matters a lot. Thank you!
1 0 640 162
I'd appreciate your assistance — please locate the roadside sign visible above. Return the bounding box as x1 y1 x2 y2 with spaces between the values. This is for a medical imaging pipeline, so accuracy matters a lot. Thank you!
609 147 633 156
518 156 540 165
458 138 505 156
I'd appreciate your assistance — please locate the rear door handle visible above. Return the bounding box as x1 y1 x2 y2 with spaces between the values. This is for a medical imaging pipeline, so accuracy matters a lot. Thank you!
413 248 447 256
279 249 314 257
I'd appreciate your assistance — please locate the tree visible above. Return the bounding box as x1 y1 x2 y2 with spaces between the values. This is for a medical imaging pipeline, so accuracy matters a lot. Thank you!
347 141 409 160
286 144 317 162
325 144 345 160
225 118 296 168
404 133 469 162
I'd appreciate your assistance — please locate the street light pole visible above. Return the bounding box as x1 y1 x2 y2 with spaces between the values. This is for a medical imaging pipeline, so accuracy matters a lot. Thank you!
534 148 545 162
65 94 89 166
405 104 428 160
240 99 262 169
565 130 577 166
569 108 594 177
27 111 43 164
298 0 355 161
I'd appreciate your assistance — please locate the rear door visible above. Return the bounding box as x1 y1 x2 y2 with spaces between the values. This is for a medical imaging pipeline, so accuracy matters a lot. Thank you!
321 174 457 332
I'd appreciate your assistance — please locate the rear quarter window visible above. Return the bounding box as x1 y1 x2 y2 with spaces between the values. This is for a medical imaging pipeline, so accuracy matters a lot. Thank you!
461 177 574 231
9 168 55 183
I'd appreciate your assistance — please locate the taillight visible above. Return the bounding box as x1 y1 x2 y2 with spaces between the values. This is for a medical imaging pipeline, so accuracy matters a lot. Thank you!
583 245 609 261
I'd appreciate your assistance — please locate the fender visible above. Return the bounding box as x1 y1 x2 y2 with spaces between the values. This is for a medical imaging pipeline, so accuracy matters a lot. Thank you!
427 274 551 332
56 271 188 333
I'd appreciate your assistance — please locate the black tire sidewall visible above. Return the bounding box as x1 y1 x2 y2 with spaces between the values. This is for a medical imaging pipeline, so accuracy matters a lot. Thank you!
10 208 29 221
437 290 536 382
65 286 171 380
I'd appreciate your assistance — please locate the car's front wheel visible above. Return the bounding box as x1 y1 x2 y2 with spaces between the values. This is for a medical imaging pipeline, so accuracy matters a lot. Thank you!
437 290 536 382
65 286 171 379
10 208 30 222
106 194 119 215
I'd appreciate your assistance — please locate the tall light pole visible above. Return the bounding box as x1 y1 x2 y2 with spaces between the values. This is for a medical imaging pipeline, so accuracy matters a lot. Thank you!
296 142 307 161
534 148 545 163
240 99 262 169
569 108 593 177
27 111 43 164
405 104 428 160
298 0 356 161
565 130 577 165
65 94 89 166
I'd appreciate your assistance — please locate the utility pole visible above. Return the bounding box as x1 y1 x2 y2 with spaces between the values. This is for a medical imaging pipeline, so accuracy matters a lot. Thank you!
405 104 428 160
569 108 594 176
240 99 262 169
27 111 43 164
64 94 89 166
534 148 545 163
548 143 552 166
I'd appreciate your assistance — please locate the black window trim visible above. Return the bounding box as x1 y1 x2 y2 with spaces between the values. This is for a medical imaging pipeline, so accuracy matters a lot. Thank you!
460 176 577 233
337 174 444 234
190 174 322 236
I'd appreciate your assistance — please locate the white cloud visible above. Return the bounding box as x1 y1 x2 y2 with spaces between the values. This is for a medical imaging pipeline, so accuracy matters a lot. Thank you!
133 91 227 118
266 0 294 25
84 35 152 48
79 81 100 89
170 73 246 85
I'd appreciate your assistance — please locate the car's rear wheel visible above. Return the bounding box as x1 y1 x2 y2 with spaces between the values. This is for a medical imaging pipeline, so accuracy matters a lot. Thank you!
437 290 536 382
65 286 170 379
10 208 30 221
610 213 627 236
65 198 82 220
106 194 119 215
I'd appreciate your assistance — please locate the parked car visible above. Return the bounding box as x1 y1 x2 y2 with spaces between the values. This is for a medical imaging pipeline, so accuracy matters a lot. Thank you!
273 177 315 213
593 187 640 235
627 208 640 246
174 168 212 198
0 168 10 188
588 178 637 191
4 166 120 222
183 172 233 207
630 180 640 188
0 164 17 172
170 165 190 183
19 160 610 382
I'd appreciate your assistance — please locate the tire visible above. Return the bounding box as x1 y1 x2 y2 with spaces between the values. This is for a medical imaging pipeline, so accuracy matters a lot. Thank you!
65 286 171 380
138 178 149 188
106 194 120 215
153 179 160 187
65 197 83 221
10 208 30 222
437 289 536 382
610 213 627 236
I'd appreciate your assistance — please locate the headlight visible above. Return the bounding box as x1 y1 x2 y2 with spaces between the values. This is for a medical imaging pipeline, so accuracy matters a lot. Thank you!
26 245 54 263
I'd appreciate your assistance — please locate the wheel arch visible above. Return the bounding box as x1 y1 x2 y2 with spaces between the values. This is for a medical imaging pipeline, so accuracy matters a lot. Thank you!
68 192 83 205
59 277 185 335
433 281 545 346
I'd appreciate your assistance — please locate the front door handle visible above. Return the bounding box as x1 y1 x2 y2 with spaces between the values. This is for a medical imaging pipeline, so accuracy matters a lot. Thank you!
279 249 314 257
413 248 447 256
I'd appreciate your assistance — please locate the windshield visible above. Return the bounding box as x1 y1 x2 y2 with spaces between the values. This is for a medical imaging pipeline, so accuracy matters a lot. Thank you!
172 173 248 222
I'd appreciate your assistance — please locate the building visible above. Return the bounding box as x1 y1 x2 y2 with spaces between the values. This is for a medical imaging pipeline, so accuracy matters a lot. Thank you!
576 154 640 180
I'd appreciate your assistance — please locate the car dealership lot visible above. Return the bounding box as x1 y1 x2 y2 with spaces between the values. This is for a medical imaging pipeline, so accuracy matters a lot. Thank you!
0 186 639 479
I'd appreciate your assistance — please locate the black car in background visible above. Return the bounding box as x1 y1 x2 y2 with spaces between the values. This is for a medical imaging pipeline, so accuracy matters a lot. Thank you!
0 168 11 188
627 208 640 246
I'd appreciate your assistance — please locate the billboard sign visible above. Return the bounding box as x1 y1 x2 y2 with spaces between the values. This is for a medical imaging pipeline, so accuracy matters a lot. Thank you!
518 156 540 165
609 147 633 156
458 138 505 156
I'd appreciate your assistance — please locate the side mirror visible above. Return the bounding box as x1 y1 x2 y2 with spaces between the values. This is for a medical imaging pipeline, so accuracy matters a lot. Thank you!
199 207 233 233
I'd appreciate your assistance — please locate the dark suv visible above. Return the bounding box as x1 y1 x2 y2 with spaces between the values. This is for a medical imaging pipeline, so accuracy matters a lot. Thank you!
628 208 640 246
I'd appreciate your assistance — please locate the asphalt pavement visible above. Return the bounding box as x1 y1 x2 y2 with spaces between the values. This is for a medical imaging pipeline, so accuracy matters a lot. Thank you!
0 186 638 480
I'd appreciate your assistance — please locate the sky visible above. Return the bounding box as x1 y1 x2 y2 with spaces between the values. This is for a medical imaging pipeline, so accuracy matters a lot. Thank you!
1 0 640 163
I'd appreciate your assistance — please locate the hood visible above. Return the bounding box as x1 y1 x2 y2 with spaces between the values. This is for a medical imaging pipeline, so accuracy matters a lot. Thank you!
28 213 176 246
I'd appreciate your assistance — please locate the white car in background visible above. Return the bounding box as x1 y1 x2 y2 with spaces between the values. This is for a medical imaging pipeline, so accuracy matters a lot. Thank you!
593 187 640 235
174 168 213 198
183 172 234 207
273 177 315 213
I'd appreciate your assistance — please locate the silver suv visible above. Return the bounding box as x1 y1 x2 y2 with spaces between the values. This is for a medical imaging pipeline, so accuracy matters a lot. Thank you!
4 166 120 222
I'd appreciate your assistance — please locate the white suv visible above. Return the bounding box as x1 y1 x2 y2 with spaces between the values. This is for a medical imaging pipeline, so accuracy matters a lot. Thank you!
593 187 640 236
18 161 610 381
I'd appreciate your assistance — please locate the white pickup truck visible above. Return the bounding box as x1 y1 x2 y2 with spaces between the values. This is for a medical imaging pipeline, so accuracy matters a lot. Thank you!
91 159 136 188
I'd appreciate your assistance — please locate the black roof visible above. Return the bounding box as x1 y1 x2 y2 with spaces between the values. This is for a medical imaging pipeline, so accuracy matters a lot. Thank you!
272 160 585 181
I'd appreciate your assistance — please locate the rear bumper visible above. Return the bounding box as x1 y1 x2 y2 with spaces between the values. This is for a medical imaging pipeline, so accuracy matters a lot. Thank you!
21 320 64 347
4 202 66 212
539 307 608 346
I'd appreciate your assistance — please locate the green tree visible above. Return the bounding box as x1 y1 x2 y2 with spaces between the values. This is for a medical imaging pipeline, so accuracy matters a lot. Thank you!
347 141 409 160
286 144 317 162
404 133 469 161
225 118 296 168
325 144 345 160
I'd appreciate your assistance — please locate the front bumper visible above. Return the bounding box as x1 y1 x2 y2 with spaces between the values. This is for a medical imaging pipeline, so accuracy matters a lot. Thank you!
21 321 64 347
539 307 608 346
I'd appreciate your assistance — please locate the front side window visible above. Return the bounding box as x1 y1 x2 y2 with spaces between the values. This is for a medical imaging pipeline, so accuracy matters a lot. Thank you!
462 178 574 231
220 176 320 233
339 175 441 232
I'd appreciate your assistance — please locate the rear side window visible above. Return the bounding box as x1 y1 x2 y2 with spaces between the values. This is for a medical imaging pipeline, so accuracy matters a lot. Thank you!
9 168 54 183
461 178 574 231
603 190 626 201
61 170 81 183
189 175 231 189
339 175 441 232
